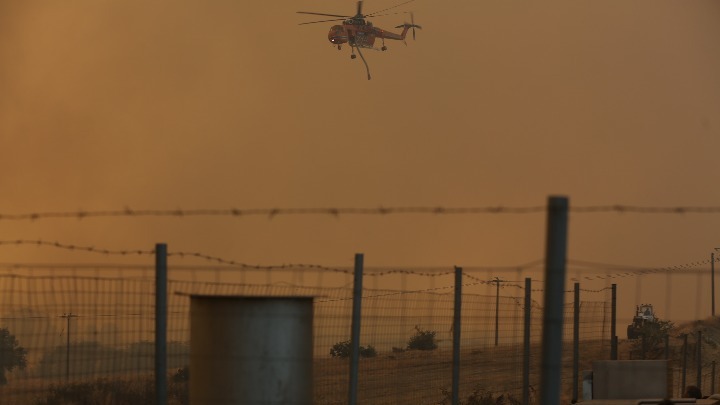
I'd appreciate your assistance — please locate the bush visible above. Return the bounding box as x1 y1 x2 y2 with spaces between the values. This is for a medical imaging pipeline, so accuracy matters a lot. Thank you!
34 377 188 405
330 340 377 358
440 385 522 405
407 326 437 351
173 366 189 382
629 319 674 360
360 345 377 358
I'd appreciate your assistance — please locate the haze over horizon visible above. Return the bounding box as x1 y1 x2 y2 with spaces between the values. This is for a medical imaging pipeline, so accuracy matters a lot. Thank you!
1 0 720 322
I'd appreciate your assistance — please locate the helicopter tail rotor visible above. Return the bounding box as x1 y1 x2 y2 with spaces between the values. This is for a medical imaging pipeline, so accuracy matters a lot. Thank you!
411 12 417 40
395 13 422 41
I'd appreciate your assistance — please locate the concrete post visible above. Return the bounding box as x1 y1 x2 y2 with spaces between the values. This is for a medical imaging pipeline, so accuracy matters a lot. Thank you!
189 296 313 405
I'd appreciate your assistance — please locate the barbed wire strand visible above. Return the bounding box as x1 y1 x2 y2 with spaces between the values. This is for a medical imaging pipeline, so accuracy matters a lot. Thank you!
4 204 720 221
0 240 717 283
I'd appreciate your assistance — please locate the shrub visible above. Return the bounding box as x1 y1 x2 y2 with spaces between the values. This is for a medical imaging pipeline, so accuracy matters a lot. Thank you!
330 340 377 358
407 326 437 351
629 319 674 360
34 377 188 405
360 345 377 358
173 366 189 382
440 385 522 405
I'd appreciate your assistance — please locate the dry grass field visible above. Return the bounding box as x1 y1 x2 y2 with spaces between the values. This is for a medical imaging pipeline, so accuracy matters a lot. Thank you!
5 317 720 405
315 340 610 404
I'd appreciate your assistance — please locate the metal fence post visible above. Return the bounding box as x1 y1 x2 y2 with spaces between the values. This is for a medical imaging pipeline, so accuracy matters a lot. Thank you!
452 267 462 405
611 284 617 360
573 282 580 403
712 361 716 394
60 313 76 381
155 243 167 405
523 278 532 405
349 253 364 405
494 277 501 347
712 252 716 318
682 334 688 392
697 330 703 391
540 196 569 405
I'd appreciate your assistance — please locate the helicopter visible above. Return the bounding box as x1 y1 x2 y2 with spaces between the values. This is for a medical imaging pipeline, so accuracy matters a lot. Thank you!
297 0 422 80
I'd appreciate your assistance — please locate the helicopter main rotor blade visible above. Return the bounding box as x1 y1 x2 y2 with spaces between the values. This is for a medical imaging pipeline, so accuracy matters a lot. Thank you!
297 11 350 18
364 11 408 18
366 0 416 17
298 17 348 25
411 12 416 40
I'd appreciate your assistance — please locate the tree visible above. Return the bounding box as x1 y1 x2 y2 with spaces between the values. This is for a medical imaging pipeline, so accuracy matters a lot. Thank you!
0 327 28 384
629 319 674 360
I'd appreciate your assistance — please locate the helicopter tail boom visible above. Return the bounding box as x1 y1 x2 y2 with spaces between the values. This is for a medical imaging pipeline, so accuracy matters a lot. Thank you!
391 23 421 40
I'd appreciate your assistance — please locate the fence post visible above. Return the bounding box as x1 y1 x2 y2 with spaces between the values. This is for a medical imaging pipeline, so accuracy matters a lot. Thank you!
712 252 716 318
349 253 364 405
523 278 532 405
611 284 617 360
494 277 501 347
155 243 167 405
682 334 688 392
540 196 569 405
60 313 77 381
697 330 703 391
665 334 670 360
452 267 462 405
712 361 716 394
573 282 580 403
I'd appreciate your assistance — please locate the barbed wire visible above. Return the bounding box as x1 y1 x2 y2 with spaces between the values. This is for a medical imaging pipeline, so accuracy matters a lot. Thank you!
0 240 155 256
4 204 720 221
0 239 717 282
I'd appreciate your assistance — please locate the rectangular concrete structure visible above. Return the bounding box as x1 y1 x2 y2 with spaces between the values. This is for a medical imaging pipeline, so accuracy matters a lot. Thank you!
592 360 672 400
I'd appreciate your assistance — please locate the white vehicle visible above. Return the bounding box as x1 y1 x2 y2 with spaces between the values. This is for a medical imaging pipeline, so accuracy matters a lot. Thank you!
627 304 657 339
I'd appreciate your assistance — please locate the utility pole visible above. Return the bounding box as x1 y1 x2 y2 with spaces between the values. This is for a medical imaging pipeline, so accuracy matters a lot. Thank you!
493 277 504 346
60 313 77 381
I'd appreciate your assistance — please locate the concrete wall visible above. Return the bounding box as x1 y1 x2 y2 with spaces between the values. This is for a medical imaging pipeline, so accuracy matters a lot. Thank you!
591 360 672 399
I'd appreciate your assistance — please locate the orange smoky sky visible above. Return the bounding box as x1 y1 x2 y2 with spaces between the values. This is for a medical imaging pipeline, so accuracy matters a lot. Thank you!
1 1 720 321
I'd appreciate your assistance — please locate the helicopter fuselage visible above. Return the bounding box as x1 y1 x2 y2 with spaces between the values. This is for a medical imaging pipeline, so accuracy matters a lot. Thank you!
328 20 410 49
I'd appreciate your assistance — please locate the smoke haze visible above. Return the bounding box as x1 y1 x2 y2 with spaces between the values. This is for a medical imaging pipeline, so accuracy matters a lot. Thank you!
1 0 720 321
